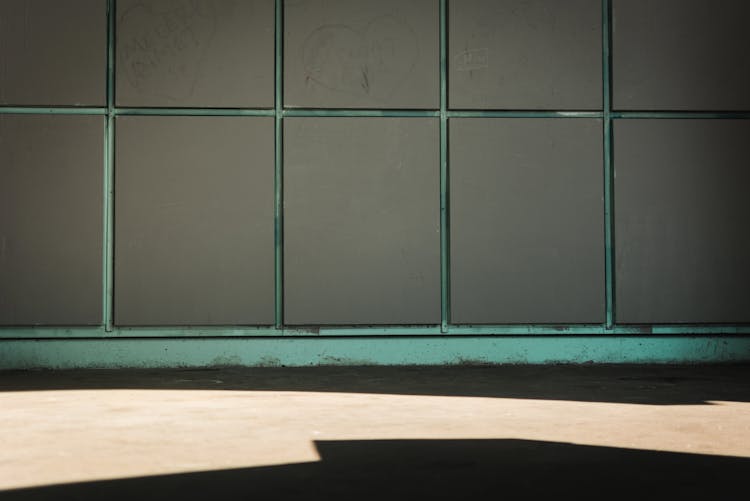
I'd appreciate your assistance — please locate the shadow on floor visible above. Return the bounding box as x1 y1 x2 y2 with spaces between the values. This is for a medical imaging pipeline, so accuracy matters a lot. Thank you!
1 364 749 405
3 438 747 500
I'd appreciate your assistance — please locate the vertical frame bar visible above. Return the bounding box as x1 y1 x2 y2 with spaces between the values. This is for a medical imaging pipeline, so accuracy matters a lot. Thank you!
602 0 615 329
274 0 284 329
439 0 450 332
103 0 116 331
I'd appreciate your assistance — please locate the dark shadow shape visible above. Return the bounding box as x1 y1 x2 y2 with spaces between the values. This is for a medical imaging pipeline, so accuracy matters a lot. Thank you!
1 364 749 405
2 439 748 500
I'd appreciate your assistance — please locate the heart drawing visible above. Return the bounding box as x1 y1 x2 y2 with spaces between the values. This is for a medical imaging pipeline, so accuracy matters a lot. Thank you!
301 15 420 102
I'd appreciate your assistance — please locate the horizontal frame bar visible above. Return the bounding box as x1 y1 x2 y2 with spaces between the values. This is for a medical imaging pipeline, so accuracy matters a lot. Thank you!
0 107 106 115
282 109 439 117
612 112 750 119
115 108 276 116
447 111 603 118
3 107 750 119
2 324 750 339
2 336 749 368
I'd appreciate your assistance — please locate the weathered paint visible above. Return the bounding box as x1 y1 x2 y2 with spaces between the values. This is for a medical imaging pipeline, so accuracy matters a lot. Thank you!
2 325 750 339
1 336 748 369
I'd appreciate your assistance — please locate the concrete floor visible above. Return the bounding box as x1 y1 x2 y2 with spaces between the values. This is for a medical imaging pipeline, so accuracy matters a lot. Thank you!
1 364 749 499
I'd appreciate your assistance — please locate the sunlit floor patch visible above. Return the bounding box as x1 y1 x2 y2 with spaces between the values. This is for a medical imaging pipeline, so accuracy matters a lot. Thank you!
2 380 749 491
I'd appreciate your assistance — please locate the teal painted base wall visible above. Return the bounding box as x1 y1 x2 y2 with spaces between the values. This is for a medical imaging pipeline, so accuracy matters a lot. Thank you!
1 336 749 369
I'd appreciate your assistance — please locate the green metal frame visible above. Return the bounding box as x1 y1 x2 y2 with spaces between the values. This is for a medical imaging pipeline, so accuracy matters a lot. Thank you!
275 0 284 328
1 324 750 340
0 107 106 115
440 0 450 332
1 0 749 346
602 0 615 329
104 0 116 332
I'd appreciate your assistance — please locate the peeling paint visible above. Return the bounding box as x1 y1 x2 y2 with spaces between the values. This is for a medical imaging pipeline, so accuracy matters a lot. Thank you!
209 355 242 367
1 337 749 369
319 355 373 366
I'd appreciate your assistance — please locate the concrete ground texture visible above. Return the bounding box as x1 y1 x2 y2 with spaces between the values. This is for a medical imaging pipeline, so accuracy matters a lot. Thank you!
1 364 749 499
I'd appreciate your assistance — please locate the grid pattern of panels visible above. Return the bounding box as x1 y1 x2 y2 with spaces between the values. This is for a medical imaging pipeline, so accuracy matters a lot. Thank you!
1 0 749 334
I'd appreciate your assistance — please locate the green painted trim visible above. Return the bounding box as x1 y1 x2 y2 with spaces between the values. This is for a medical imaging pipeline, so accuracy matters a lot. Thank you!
2 336 749 368
0 327 434 339
103 117 114 331
294 325 750 336
103 0 116 331
602 0 615 329
106 0 115 110
313 326 438 336
0 107 106 115
627 326 750 335
2 325 750 339
114 108 275 116
446 111 603 118
4 108 746 119
282 109 439 117
612 112 750 119
273 0 284 326
0 326 278 339
449 325 750 335
274 0 284 328
439 0 449 333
